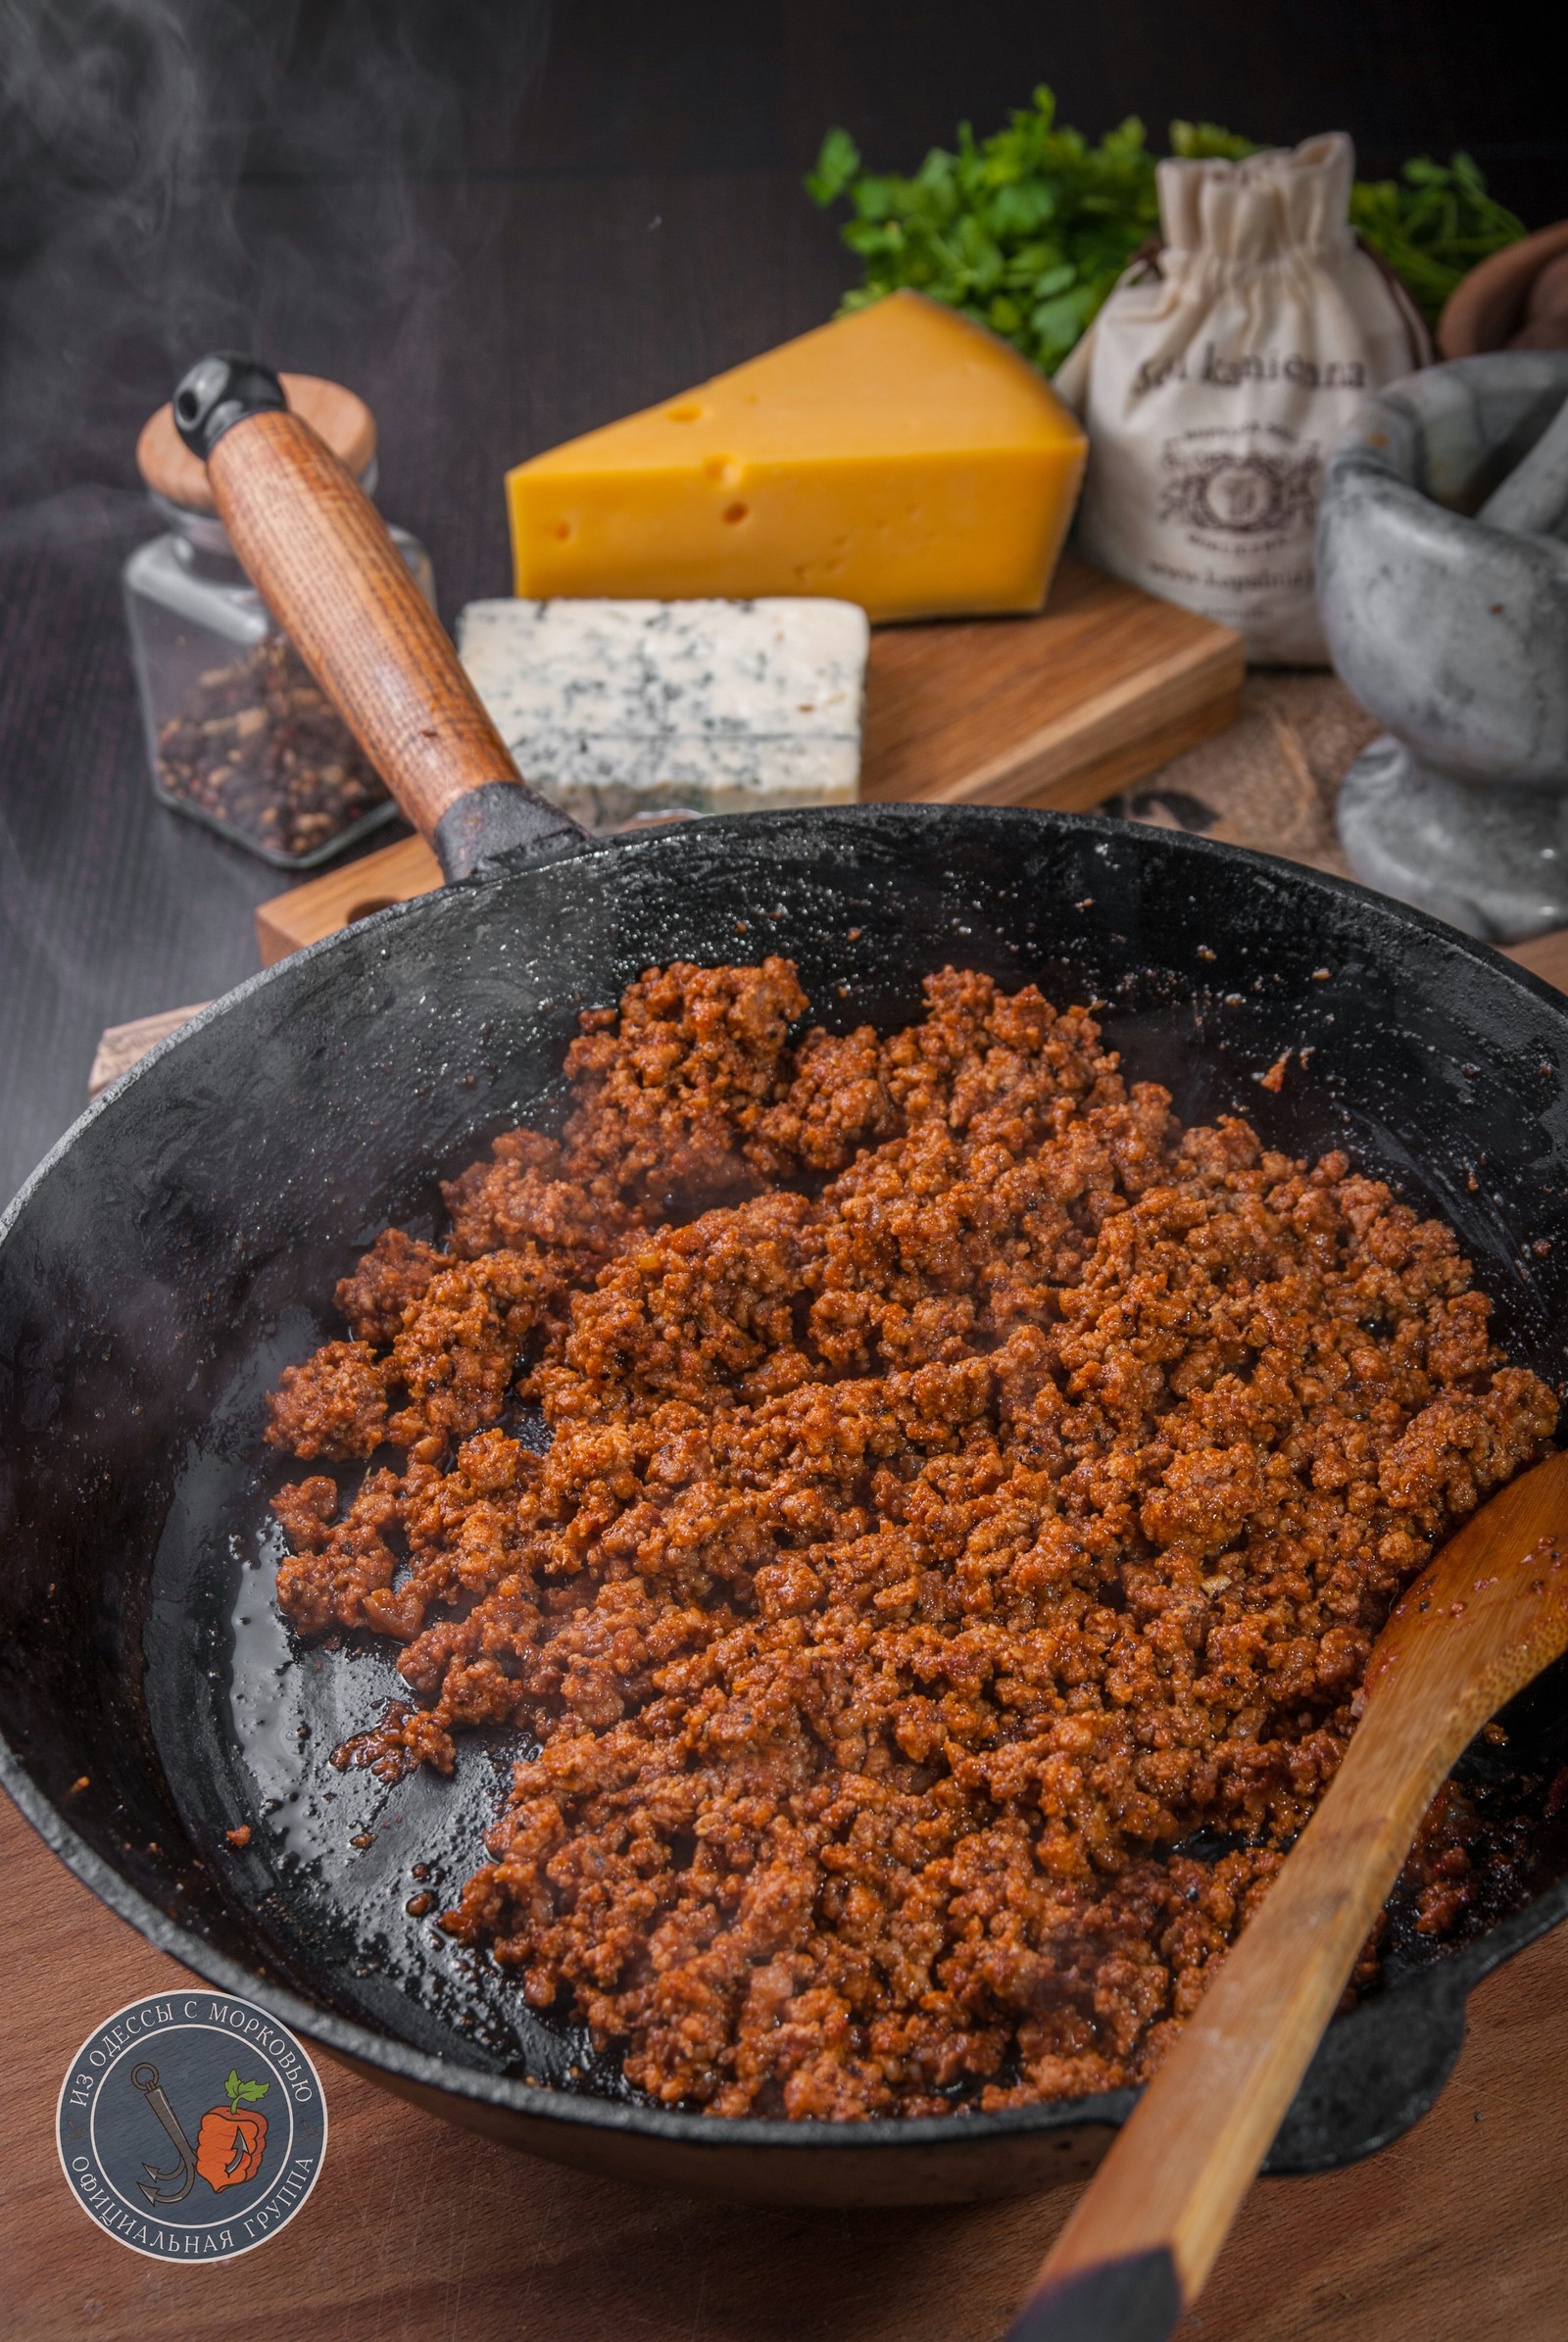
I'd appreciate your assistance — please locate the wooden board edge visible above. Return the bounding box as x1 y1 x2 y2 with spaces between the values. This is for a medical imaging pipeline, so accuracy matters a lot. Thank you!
256 833 442 965
1004 689 1247 817
1504 927 1568 994
858 634 1246 810
88 1003 214 1097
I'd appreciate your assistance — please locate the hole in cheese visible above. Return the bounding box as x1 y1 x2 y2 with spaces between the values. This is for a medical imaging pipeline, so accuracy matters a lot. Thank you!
704 456 740 486
666 404 703 422
553 520 573 541
721 502 749 525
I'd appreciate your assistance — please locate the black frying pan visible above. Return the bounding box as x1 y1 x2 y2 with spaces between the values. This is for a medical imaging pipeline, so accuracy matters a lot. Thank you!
3 358 1568 2210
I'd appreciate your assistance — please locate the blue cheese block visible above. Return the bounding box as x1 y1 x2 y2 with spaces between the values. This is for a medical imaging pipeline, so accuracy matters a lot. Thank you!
456 597 868 831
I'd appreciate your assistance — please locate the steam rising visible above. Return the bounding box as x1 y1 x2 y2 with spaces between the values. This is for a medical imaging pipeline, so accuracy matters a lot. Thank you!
0 0 548 1149
0 0 551 501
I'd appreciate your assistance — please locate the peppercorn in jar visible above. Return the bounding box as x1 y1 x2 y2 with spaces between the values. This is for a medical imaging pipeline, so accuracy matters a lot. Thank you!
122 373 434 867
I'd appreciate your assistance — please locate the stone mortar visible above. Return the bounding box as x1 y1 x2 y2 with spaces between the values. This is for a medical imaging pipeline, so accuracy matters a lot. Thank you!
1317 353 1568 940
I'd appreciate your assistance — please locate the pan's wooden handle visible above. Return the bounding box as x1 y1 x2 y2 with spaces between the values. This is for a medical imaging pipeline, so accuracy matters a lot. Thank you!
208 407 514 844
173 354 582 880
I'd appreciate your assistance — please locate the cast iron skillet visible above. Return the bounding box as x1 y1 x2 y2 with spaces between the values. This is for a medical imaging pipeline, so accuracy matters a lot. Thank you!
3 360 1568 2210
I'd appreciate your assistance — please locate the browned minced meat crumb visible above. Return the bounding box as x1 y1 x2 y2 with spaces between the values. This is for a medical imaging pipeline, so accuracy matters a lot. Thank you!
266 962 1557 2121
268 1340 388 1460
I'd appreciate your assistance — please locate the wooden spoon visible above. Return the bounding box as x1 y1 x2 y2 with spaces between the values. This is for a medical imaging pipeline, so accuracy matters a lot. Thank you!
1004 1446 1568 2342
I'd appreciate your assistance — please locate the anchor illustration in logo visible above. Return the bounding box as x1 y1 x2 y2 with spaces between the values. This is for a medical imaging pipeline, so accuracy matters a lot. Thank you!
129 2064 270 2206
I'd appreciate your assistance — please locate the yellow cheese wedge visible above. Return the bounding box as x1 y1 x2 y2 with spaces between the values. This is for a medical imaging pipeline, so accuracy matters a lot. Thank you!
506 291 1088 622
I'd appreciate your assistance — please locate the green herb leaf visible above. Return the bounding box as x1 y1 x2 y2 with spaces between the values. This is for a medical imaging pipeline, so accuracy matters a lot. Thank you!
805 87 1525 362
805 127 862 209
1349 152 1525 324
1031 262 1076 300
1169 120 1259 163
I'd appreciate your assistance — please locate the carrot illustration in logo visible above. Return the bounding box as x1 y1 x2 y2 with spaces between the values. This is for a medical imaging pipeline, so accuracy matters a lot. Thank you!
195 2069 270 2190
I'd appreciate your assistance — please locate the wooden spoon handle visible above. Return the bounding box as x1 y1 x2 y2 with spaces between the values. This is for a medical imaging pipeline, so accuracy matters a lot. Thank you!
1004 1710 1439 2341
1006 1447 1568 2342
175 357 582 879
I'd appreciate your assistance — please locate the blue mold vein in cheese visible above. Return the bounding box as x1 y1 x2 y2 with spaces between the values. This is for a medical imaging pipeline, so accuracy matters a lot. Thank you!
456 597 868 830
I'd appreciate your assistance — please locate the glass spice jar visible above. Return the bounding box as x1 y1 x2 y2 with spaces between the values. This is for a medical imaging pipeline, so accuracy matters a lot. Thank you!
122 372 434 867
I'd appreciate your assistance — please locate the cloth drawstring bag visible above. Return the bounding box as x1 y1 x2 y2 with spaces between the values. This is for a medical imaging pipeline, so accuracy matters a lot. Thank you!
1056 132 1430 663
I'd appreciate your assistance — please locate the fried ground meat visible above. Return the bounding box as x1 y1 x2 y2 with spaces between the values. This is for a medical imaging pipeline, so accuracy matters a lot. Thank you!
336 1228 447 1345
268 1340 388 1461
266 961 1558 2120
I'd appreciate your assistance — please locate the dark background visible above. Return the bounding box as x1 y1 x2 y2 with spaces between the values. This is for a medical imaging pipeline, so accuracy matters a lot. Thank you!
0 0 1559 1206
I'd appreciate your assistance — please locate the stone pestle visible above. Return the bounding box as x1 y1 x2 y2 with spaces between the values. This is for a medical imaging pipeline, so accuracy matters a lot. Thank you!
1477 390 1568 538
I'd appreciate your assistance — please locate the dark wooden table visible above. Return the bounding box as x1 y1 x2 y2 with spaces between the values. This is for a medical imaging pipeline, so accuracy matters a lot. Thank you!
1 9 1564 2333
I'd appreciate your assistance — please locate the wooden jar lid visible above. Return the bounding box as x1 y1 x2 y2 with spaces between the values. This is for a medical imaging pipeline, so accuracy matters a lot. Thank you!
136 373 377 512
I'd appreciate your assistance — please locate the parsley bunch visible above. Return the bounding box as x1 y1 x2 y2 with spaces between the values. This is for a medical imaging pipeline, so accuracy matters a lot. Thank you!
807 88 1523 371
806 89 1160 375
1348 153 1525 325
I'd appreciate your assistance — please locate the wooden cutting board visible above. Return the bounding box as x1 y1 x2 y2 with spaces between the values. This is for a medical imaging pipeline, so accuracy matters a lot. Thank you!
253 558 1243 964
